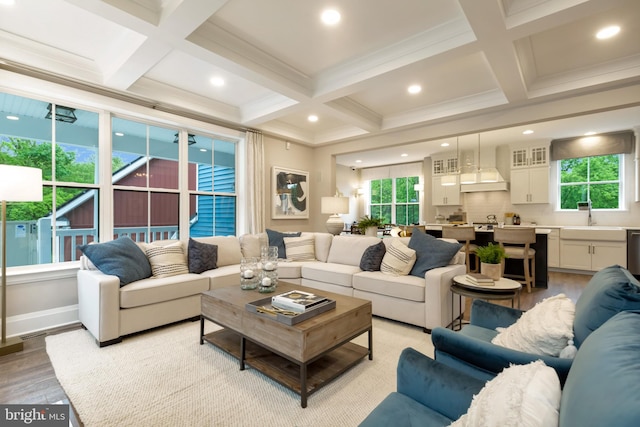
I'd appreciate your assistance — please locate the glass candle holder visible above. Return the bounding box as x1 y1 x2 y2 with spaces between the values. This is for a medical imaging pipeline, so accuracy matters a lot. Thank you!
240 257 259 290
258 269 278 293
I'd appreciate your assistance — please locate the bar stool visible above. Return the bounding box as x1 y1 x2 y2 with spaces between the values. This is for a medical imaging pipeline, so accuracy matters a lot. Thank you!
493 227 536 293
442 225 478 273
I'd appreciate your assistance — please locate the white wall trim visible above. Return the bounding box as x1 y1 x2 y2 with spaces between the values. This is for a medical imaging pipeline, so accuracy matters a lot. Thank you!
7 304 80 338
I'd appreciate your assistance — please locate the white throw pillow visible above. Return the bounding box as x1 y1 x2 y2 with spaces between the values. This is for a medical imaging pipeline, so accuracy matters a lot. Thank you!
142 241 189 279
491 294 575 357
284 236 316 261
380 240 416 276
450 361 561 427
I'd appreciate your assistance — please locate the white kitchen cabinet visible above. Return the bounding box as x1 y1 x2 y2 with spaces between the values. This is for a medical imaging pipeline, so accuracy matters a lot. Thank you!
559 227 627 271
432 152 458 176
510 167 549 204
510 144 549 168
431 176 461 206
547 228 560 268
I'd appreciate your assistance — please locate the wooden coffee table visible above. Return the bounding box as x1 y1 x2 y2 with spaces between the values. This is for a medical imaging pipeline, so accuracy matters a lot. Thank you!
200 282 373 408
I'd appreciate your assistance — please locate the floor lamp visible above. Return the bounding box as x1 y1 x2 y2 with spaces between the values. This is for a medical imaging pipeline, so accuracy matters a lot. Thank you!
0 165 43 357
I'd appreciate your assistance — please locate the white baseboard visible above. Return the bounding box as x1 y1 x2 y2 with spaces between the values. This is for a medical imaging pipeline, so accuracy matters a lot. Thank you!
7 304 80 338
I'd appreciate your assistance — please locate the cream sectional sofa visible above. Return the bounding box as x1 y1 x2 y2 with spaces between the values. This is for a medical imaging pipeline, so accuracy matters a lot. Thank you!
77 232 465 346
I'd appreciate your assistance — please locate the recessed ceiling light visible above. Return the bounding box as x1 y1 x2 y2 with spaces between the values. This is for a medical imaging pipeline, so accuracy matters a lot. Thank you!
115 132 124 136
584 131 597 136
408 84 421 94
308 115 318 122
441 142 450 147
0 0 16 6
522 129 534 135
321 9 341 25
401 153 408 157
355 160 362 163
210 76 225 87
200 148 207 152
596 25 620 40
6 115 19 120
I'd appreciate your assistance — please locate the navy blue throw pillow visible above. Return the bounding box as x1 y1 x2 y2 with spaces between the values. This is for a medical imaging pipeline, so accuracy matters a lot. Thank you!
266 229 301 259
188 238 218 274
408 228 462 278
78 236 152 286
360 241 386 271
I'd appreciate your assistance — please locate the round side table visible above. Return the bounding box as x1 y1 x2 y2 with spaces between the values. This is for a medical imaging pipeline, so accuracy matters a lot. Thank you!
450 275 522 331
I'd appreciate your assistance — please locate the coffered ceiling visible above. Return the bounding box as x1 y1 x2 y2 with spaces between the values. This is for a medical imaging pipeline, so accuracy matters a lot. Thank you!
1 0 639 167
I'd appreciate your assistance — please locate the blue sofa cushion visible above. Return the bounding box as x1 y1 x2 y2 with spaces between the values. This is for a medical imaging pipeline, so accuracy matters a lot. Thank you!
79 236 152 286
573 265 640 347
358 392 453 427
560 310 640 427
266 229 301 259
408 229 461 278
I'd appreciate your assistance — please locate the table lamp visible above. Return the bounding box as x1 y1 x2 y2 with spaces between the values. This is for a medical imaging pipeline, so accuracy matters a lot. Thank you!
0 165 43 356
321 196 349 235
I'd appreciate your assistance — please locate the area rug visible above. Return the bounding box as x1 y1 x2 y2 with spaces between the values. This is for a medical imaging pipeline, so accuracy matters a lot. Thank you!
46 317 435 427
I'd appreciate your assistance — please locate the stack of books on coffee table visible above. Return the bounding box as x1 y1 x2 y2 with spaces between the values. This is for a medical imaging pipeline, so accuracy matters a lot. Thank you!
465 273 495 286
272 290 328 313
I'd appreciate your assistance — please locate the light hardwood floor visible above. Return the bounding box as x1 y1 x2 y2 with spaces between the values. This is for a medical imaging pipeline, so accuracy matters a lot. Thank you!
0 272 592 427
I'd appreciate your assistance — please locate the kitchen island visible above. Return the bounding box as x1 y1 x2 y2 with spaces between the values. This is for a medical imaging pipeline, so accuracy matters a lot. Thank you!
426 225 550 288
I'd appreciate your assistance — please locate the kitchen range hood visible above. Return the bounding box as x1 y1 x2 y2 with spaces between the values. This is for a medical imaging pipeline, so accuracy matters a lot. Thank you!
458 146 509 192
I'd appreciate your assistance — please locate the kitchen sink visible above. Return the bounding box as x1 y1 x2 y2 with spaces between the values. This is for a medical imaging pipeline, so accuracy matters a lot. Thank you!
561 226 626 240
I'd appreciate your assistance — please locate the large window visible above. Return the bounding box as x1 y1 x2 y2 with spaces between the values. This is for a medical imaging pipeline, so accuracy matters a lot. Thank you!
0 93 99 266
559 154 621 210
369 176 419 224
0 91 238 268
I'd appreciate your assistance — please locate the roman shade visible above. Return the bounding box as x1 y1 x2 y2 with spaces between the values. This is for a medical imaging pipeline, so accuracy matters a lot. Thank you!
550 130 634 161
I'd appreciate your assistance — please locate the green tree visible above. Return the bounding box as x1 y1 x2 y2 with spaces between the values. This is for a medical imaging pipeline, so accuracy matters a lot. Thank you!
559 155 619 209
0 137 124 221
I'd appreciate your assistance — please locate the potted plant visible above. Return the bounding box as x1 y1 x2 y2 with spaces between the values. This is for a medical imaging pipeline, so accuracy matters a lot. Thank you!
357 215 384 237
475 243 507 280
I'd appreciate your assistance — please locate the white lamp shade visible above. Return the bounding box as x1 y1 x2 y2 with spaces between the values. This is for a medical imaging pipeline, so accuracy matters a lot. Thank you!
459 172 477 184
480 168 499 183
321 196 349 214
440 175 457 186
0 165 43 202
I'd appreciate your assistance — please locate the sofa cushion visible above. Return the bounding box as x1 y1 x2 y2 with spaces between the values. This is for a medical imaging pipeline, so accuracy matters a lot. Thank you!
408 230 462 278
301 232 333 262
359 241 386 271
142 241 190 279
266 229 301 259
491 294 575 357
187 238 218 274
451 360 561 427
284 235 316 261
381 240 416 276
78 236 152 286
301 262 360 288
326 235 380 266
192 236 242 267
353 271 425 302
573 264 640 347
119 273 209 308
560 310 640 427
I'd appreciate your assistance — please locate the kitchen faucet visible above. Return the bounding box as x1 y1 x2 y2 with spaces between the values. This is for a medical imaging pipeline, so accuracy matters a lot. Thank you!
578 200 593 226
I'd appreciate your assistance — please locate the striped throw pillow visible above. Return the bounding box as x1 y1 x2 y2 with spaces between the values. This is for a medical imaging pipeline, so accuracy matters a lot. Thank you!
143 241 189 278
283 236 316 261
381 240 416 276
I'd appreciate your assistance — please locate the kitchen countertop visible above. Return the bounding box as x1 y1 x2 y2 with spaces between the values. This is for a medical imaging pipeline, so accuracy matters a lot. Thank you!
425 224 551 234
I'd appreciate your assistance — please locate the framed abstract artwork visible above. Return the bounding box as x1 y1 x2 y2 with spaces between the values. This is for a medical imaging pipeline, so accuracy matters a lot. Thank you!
272 166 309 219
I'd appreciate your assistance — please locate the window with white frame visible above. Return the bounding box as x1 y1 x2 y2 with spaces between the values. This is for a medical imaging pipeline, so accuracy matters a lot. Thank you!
558 154 622 210
368 175 420 225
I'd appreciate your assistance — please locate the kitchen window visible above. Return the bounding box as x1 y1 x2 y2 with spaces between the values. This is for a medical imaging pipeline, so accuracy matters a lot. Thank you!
558 154 621 210
369 176 419 224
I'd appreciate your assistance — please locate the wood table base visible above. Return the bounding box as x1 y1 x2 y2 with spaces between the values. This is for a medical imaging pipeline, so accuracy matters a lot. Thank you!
202 327 371 407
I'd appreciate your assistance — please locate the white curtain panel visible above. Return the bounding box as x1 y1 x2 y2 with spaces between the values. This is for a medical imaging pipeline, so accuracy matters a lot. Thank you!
246 131 265 233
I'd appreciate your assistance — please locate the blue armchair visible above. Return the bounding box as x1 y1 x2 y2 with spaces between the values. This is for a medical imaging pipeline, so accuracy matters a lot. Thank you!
360 310 640 426
431 264 640 384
